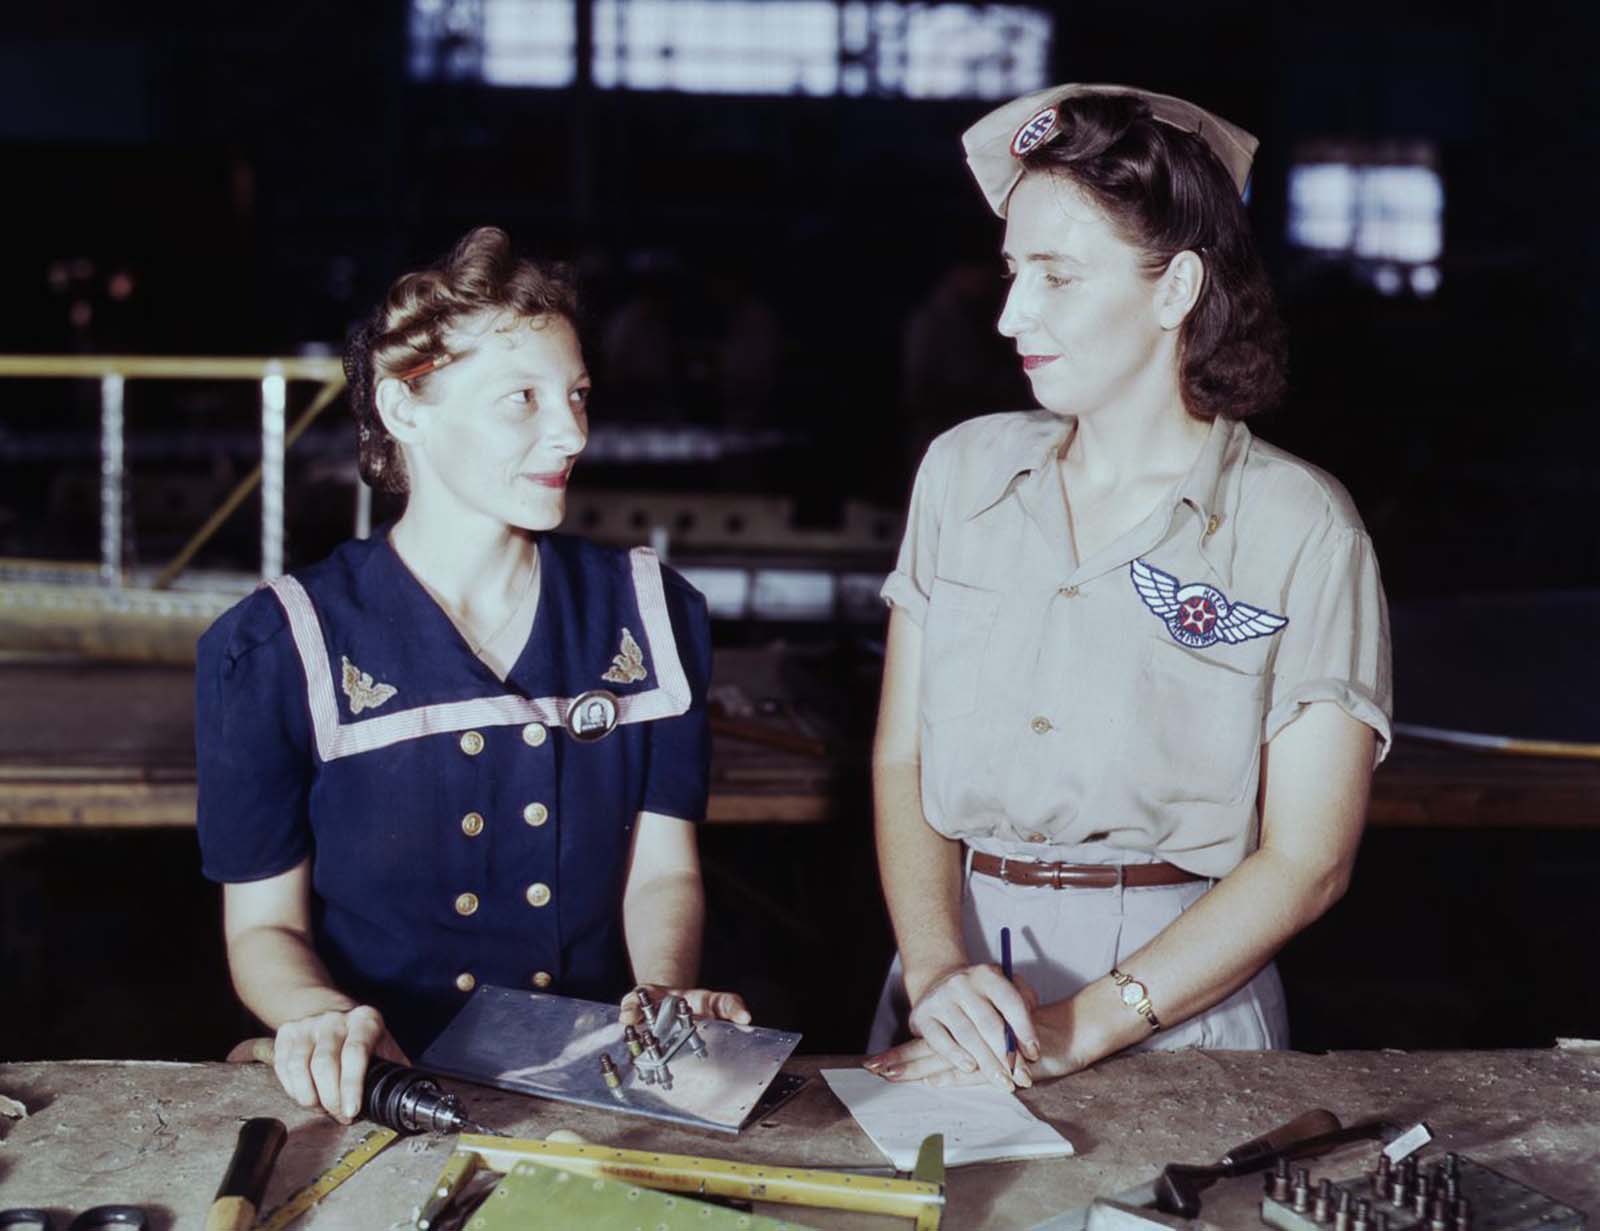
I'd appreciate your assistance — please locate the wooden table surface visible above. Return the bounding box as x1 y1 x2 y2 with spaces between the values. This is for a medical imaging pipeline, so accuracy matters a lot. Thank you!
0 1049 1594 1229
4 654 1600 830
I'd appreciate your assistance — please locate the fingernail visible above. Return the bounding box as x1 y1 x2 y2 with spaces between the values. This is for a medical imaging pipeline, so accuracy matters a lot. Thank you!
1025 1040 1041 1061
862 1058 882 1071
882 1066 901 1079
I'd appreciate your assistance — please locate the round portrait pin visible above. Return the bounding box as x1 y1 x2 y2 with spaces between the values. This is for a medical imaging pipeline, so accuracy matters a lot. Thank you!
567 689 621 742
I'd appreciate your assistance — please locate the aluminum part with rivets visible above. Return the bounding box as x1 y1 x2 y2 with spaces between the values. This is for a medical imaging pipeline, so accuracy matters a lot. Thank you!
420 985 802 1133
449 1133 944 1230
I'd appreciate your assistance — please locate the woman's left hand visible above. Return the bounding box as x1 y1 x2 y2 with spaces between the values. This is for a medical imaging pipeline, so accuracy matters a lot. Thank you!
620 984 753 1027
865 976 1076 1088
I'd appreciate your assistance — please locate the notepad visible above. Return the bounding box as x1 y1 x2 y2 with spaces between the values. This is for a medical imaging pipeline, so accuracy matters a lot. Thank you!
821 1068 1075 1169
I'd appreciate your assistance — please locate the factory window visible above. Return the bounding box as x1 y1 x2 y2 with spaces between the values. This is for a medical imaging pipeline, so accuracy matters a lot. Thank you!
410 0 1051 98
1287 142 1443 296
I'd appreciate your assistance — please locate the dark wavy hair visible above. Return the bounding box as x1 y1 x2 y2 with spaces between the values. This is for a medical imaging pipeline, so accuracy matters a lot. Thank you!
343 226 580 493
1019 93 1287 420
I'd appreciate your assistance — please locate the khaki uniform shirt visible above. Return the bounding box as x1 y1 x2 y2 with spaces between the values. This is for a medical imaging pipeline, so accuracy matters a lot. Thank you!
882 411 1392 879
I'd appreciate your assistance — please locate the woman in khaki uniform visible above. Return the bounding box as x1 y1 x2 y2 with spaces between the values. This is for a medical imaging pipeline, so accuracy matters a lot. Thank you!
865 85 1391 1089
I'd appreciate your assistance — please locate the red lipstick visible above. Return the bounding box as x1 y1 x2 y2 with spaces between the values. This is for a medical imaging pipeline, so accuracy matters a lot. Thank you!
1022 355 1059 371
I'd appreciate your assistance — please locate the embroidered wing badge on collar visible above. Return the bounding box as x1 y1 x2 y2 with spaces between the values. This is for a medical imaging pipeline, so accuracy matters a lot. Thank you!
1130 559 1288 650
601 627 649 685
340 655 398 715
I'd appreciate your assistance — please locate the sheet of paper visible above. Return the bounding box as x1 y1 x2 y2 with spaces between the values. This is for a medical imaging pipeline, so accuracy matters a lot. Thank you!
822 1068 1074 1169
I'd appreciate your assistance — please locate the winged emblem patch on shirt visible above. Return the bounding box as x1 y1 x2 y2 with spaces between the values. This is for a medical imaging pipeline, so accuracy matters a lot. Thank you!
1130 559 1288 650
340 656 398 715
601 627 649 684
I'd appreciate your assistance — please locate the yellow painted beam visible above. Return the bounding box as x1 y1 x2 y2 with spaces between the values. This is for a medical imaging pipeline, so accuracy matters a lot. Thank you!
0 355 344 381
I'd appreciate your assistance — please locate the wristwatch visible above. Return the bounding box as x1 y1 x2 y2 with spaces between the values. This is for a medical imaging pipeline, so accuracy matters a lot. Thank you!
1110 967 1161 1031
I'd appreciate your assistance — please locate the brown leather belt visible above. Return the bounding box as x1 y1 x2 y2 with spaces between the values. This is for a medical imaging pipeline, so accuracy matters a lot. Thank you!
970 851 1204 890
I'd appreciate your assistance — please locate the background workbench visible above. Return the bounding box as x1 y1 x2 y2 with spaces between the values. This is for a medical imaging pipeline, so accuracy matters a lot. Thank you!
0 1049 1595 1229
4 652 1600 830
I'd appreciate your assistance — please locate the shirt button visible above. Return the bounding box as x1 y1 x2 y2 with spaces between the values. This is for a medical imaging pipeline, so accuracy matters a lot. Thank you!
532 971 552 989
459 730 485 756
1058 584 1079 597
454 892 479 917
526 882 552 908
523 802 549 827
460 811 485 837
455 972 477 993
1030 716 1053 734
1205 514 1221 537
1026 831 1049 844
522 722 548 748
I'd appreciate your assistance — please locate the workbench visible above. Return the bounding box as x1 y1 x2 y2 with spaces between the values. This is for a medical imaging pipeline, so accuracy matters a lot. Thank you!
0 1050 1594 1229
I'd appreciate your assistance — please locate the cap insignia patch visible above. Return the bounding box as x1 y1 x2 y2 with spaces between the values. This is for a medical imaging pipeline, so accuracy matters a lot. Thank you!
1010 106 1060 158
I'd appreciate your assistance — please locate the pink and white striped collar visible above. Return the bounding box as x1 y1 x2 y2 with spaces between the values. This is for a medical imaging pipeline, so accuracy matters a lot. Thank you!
267 546 690 763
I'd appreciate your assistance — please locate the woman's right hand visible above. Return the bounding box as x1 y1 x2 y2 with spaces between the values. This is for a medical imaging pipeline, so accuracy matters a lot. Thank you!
271 1004 409 1123
874 964 1041 1090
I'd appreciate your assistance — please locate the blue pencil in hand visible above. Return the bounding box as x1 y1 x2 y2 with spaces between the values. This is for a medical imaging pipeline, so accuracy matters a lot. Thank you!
1000 926 1016 1065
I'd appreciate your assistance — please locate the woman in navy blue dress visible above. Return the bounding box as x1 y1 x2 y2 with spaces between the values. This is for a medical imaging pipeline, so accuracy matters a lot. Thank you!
197 227 748 1122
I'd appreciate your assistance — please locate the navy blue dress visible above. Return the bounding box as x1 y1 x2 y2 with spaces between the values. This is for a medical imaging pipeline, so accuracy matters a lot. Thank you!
195 531 712 1056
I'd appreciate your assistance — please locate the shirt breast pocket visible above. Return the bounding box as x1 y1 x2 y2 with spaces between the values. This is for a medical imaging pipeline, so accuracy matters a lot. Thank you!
921 577 1002 724
1135 639 1266 806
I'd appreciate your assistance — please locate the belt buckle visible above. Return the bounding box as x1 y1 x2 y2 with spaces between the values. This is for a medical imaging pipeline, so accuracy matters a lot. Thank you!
998 856 1010 884
1051 862 1063 891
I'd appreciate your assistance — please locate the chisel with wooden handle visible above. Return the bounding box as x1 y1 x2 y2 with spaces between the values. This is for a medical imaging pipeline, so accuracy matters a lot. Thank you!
204 1116 287 1231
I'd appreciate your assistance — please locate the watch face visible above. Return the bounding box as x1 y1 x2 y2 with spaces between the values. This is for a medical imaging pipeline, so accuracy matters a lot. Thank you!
1120 981 1146 1007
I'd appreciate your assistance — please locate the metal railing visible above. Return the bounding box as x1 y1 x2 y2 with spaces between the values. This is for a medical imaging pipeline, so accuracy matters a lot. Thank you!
0 355 348 587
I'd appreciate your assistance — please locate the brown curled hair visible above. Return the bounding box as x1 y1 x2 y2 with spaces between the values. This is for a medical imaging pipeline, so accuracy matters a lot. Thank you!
1019 93 1287 420
343 226 580 493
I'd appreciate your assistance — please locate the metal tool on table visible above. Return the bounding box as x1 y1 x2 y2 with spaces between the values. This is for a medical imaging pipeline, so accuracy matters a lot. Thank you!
1260 1143 1587 1231
238 1038 498 1135
1031 1109 1404 1230
204 1116 286 1231
0 1210 149 1231
420 1129 947 1230
420 985 802 1134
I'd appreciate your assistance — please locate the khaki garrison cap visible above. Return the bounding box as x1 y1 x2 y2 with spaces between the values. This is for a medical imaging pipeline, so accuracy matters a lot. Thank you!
962 82 1259 217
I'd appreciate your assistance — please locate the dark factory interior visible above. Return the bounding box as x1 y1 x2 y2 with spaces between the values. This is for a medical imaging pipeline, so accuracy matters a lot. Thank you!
0 1 1596 1225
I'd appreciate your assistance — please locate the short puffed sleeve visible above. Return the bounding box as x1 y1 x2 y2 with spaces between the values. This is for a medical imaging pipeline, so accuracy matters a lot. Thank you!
195 591 316 881
640 569 713 822
880 437 951 626
1263 526 1393 763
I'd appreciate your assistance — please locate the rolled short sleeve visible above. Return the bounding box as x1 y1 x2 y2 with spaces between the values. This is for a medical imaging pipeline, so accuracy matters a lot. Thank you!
1263 528 1393 763
641 571 712 822
195 593 316 882
880 441 949 626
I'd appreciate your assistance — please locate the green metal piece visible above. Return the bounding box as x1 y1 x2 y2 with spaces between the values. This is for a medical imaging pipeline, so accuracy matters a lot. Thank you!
465 1161 821 1231
912 1134 946 1188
